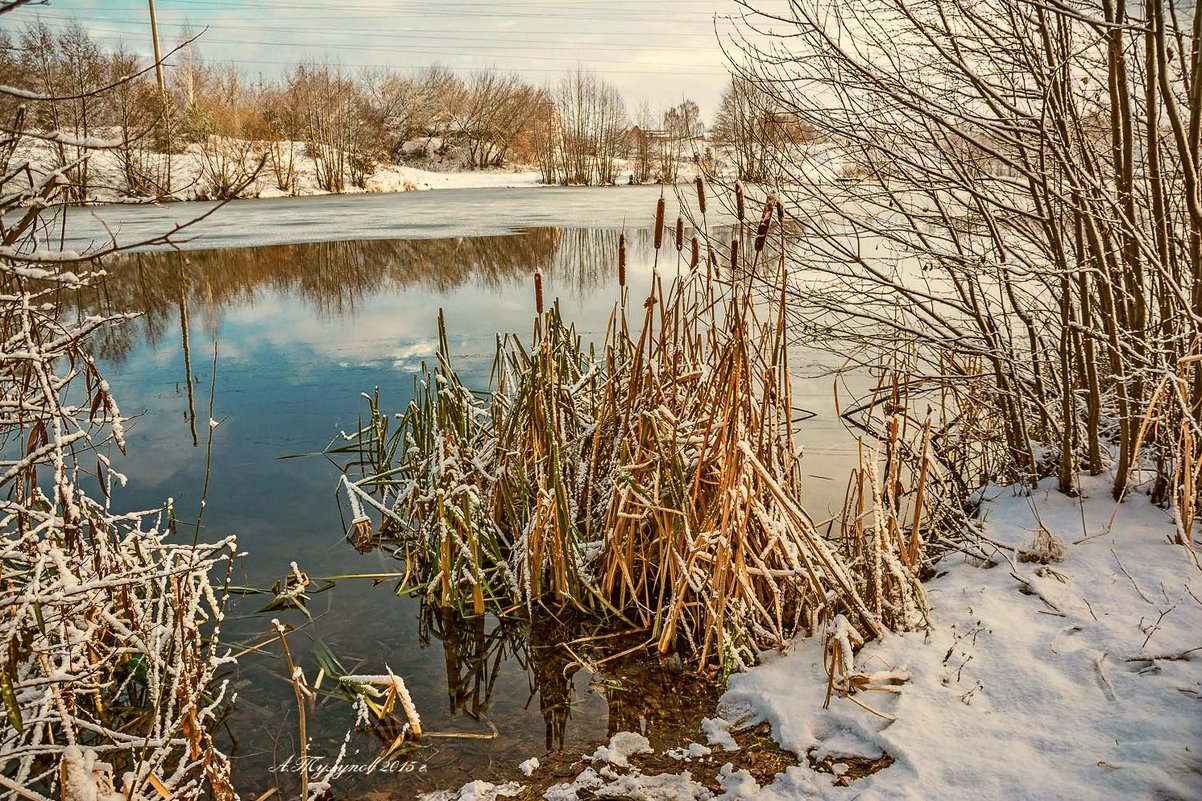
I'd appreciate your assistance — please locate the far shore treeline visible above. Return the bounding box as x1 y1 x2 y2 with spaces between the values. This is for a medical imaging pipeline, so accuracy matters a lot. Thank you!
0 19 813 199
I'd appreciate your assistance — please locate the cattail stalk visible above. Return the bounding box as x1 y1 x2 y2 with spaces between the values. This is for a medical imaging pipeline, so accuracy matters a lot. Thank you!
690 237 700 271
534 270 544 315
653 197 666 250
695 176 707 214
735 182 745 221
618 233 627 288
730 239 739 271
675 217 684 252
755 195 776 253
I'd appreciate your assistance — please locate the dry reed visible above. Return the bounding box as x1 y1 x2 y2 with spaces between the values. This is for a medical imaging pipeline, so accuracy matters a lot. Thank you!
336 191 927 673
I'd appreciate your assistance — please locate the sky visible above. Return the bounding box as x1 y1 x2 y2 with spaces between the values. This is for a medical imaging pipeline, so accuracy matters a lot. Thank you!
0 0 784 123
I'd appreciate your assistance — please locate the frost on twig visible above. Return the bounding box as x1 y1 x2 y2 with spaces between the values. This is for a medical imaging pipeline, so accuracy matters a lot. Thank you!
1 116 240 801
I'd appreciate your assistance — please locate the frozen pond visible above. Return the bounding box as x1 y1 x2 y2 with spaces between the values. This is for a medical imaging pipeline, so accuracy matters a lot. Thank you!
75 188 860 796
60 184 734 252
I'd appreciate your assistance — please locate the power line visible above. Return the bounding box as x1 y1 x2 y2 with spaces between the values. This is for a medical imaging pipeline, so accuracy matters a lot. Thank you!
8 13 731 40
26 21 721 54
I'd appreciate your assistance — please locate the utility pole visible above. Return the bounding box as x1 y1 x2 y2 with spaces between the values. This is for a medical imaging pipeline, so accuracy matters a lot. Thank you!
148 0 165 96
147 0 172 192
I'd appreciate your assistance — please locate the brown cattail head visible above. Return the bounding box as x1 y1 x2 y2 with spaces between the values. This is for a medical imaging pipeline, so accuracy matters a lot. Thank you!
695 176 707 214
754 195 776 253
776 198 785 223
618 233 627 288
690 236 700 270
675 217 684 252
730 238 739 271
653 197 666 250
735 182 745 221
534 270 544 315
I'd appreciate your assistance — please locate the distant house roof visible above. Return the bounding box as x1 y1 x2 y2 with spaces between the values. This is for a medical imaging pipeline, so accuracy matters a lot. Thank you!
626 125 671 141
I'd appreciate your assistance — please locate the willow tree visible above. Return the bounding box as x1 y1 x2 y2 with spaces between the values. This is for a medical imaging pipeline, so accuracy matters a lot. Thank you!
733 0 1201 537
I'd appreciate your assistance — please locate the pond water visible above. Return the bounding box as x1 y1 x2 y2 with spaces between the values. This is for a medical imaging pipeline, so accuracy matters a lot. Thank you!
76 187 862 797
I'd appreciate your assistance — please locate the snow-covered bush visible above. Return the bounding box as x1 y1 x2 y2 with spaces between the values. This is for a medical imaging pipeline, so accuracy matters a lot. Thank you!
0 72 239 801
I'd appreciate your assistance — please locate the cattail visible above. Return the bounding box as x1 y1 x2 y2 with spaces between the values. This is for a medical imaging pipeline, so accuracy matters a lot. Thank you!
675 217 684 252
735 182 745 221
690 236 700 271
754 195 775 253
653 197 665 250
730 238 739 271
695 176 707 214
534 269 544 314
618 233 627 288
776 197 785 223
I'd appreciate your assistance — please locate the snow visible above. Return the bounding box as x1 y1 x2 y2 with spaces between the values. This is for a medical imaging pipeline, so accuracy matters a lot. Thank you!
589 731 654 768
58 746 125 801
533 473 1200 800
544 768 604 801
590 771 711 800
711 472 1201 800
700 718 739 752
8 129 542 205
365 164 541 193
518 757 540 777
666 743 712 761
420 780 524 801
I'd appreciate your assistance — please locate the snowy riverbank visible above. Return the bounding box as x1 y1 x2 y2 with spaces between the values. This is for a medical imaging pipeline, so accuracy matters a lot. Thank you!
12 132 720 205
432 473 1201 800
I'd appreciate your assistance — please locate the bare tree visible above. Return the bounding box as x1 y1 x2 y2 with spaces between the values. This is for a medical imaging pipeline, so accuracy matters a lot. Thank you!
286 63 383 192
552 68 627 185
448 71 541 168
104 45 166 196
710 75 782 183
530 85 560 184
18 19 105 200
188 65 262 199
660 98 702 182
630 99 657 183
733 0 1202 536
257 79 300 193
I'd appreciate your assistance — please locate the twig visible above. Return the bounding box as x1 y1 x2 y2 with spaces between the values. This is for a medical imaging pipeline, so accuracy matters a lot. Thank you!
1110 547 1154 604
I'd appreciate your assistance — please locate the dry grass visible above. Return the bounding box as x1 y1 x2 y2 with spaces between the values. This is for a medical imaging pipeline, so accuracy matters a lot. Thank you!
1129 347 1202 548
337 190 928 673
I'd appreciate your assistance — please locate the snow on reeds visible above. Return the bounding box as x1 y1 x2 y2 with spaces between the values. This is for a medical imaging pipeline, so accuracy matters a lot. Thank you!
337 190 929 672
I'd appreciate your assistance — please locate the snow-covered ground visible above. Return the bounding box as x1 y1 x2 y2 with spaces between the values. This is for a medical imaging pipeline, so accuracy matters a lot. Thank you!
10 132 726 205
10 132 543 203
430 473 1201 800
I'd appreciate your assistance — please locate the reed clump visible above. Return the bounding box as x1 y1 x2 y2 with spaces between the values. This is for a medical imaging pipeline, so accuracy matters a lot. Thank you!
339 193 927 673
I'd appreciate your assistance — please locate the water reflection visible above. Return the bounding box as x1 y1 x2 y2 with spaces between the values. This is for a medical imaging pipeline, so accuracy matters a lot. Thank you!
418 607 586 752
80 226 724 798
418 605 722 757
83 229 666 361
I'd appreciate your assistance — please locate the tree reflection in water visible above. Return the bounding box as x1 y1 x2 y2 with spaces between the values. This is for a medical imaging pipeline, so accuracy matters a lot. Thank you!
74 228 651 362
